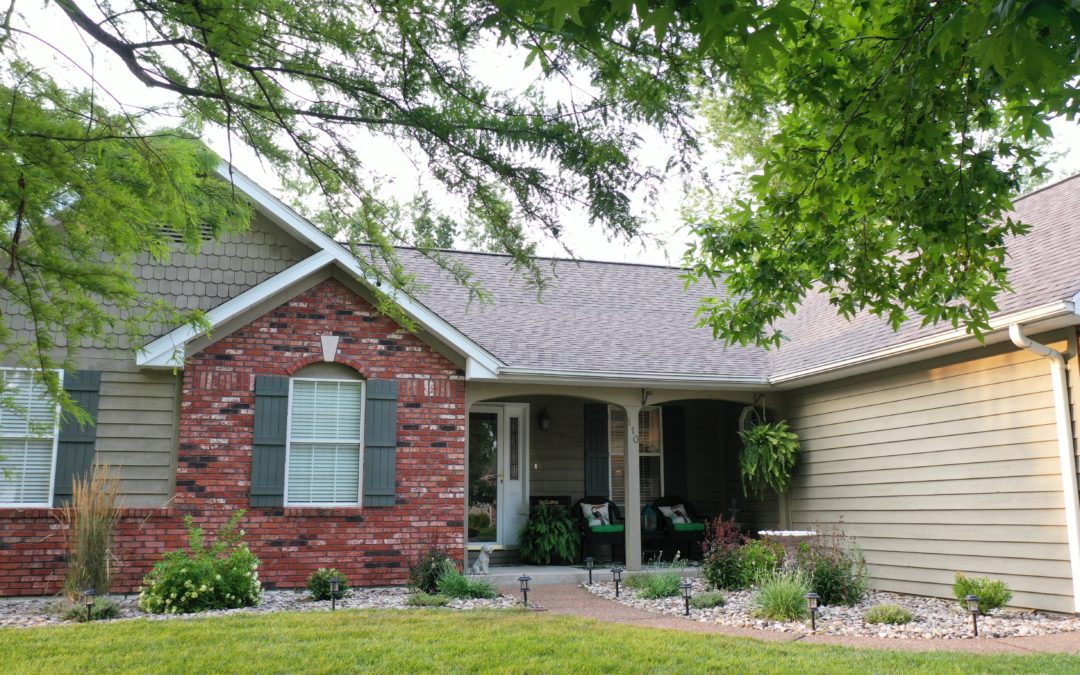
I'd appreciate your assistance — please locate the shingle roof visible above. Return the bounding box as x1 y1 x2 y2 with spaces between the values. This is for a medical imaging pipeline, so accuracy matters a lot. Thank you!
769 174 1080 378
398 174 1080 380
397 250 771 378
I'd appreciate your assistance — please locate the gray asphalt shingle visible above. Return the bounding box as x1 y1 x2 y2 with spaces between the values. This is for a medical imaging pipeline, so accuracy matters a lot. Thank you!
398 174 1080 380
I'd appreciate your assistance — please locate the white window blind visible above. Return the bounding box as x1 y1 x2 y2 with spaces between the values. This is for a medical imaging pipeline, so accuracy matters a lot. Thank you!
286 379 364 505
608 406 663 508
0 370 58 505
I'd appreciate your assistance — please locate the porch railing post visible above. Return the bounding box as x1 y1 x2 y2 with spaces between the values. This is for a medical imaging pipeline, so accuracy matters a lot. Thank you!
624 405 642 570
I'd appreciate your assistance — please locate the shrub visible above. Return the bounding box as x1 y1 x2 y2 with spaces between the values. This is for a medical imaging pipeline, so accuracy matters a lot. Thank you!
737 539 784 587
59 466 121 601
953 572 1013 614
864 604 913 625
307 568 349 601
138 511 262 614
625 571 682 599
406 592 450 607
702 516 746 591
796 525 868 606
408 549 454 594
518 504 580 565
753 570 811 621
468 512 491 532
61 597 122 623
690 590 726 609
436 564 498 600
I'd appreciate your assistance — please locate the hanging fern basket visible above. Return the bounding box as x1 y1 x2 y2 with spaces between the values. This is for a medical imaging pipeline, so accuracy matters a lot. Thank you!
737 411 801 499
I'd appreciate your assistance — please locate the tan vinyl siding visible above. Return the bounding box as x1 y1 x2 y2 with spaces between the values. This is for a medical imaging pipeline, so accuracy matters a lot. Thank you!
92 363 179 507
524 396 588 503
784 332 1075 613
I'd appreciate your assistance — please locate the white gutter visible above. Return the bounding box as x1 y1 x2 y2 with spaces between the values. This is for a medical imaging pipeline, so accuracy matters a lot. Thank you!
1009 323 1080 613
215 165 505 376
489 366 770 390
772 300 1080 388
136 164 505 374
137 251 336 368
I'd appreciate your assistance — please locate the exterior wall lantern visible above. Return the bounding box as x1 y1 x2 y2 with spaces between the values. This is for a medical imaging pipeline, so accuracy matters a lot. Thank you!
538 408 551 431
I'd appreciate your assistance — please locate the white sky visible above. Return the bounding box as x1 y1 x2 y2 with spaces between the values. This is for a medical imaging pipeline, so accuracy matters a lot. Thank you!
12 2 1080 267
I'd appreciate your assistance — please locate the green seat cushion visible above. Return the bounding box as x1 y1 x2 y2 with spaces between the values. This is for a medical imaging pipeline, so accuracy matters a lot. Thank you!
673 522 705 533
590 524 624 534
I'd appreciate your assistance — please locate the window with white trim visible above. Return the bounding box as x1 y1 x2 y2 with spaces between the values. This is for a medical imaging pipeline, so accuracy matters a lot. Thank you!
286 378 365 505
608 405 663 508
0 369 60 506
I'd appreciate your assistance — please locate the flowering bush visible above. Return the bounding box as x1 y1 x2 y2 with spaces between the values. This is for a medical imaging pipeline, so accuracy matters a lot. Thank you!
138 511 262 614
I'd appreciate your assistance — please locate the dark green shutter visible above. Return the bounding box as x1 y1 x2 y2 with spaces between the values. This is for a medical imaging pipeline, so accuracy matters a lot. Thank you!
251 375 289 507
662 406 687 499
54 370 101 505
583 403 609 497
363 379 398 506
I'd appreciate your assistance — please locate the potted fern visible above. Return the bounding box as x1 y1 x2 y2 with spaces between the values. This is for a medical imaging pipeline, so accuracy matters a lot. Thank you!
518 504 580 565
738 419 801 498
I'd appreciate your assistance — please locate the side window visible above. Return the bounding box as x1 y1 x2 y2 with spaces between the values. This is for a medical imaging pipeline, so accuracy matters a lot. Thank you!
286 378 365 505
0 370 59 506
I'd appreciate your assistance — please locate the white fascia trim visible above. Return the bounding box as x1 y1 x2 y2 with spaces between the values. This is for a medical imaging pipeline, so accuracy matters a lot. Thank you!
215 164 504 375
489 366 770 390
770 300 1080 388
137 251 336 368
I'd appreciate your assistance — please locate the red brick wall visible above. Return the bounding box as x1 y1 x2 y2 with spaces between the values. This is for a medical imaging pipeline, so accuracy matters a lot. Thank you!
0 278 466 596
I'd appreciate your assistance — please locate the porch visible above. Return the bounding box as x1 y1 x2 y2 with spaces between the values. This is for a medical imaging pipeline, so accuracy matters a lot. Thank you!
464 385 784 570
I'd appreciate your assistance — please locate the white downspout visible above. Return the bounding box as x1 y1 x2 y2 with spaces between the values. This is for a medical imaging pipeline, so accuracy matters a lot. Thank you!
1010 324 1080 612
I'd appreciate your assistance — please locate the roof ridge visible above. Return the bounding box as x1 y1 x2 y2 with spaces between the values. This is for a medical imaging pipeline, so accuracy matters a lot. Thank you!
392 244 689 272
1013 172 1080 203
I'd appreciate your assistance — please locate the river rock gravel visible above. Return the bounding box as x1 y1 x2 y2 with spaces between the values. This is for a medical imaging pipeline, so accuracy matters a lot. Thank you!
0 587 518 629
585 577 1080 639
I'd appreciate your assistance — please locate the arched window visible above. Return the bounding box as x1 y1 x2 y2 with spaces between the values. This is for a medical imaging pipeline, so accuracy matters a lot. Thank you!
286 363 365 505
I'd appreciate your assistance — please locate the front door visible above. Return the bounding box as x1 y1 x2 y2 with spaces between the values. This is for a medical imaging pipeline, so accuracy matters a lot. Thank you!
468 403 529 546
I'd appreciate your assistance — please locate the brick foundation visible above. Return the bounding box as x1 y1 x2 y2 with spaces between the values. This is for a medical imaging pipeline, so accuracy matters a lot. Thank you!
0 278 466 596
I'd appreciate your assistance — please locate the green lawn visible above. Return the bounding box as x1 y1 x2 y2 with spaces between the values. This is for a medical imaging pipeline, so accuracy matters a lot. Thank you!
1 609 1078 674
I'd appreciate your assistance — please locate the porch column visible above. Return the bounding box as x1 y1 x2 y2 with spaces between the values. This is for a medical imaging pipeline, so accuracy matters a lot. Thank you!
624 404 642 570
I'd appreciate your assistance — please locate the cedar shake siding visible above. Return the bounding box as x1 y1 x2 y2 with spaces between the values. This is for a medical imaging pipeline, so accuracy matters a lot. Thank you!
0 278 465 595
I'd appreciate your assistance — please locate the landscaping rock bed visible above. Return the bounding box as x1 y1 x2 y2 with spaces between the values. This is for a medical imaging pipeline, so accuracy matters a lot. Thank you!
0 588 517 628
586 578 1080 639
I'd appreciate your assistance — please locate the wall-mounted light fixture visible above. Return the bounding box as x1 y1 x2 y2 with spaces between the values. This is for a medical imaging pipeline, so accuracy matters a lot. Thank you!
538 408 551 431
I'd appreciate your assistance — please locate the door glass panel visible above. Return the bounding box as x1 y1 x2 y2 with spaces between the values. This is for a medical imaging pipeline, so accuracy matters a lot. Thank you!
509 416 520 480
468 412 498 542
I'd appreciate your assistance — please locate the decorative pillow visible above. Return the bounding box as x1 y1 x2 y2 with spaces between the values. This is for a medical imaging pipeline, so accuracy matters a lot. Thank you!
581 502 611 527
669 504 691 524
659 505 691 524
